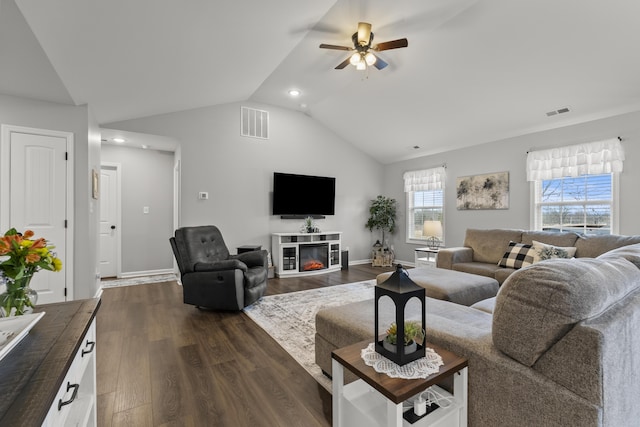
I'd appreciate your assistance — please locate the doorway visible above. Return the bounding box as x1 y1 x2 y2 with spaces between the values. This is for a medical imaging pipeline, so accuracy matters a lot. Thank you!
99 163 121 278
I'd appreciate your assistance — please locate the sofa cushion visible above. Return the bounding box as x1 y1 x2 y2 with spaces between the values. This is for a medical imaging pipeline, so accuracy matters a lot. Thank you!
464 228 523 264
494 268 515 285
470 297 496 314
492 257 640 366
452 262 503 280
521 230 579 247
574 234 640 258
596 243 640 269
530 240 577 264
498 241 534 269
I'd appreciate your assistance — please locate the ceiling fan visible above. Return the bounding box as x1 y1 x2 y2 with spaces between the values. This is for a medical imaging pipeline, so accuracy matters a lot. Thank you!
319 22 408 71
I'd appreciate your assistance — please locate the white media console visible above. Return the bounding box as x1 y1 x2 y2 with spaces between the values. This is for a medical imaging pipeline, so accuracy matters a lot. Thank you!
272 232 342 278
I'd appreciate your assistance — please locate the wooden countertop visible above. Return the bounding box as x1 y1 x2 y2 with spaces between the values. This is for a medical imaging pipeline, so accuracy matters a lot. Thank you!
0 298 101 426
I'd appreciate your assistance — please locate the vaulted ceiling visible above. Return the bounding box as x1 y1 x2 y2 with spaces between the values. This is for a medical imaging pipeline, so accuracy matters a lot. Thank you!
2 0 640 163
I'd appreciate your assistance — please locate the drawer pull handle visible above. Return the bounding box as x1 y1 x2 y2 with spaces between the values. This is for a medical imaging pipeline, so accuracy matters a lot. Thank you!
81 340 95 357
58 382 79 410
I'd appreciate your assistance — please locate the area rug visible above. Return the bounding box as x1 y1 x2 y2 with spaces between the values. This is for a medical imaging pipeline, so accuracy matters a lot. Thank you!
100 273 177 288
243 280 376 390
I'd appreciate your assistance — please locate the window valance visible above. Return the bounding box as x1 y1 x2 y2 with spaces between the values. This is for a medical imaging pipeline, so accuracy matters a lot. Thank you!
526 138 624 181
403 167 446 192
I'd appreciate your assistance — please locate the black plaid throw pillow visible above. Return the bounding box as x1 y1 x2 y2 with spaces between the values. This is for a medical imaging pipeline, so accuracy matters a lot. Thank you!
498 241 534 269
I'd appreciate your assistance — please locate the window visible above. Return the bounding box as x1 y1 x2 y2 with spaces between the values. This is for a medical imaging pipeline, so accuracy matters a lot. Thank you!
403 167 445 243
408 189 444 241
527 138 624 235
532 173 617 235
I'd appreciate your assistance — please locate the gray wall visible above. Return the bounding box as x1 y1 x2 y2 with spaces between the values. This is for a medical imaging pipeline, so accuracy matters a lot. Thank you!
384 111 640 263
107 101 385 262
101 144 175 274
0 93 99 299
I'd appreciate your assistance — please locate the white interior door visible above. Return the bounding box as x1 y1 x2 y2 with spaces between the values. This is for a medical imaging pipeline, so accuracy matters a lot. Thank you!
99 165 119 278
1 126 71 304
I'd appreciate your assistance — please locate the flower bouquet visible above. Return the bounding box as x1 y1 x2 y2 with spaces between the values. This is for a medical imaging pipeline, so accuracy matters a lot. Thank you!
0 228 62 316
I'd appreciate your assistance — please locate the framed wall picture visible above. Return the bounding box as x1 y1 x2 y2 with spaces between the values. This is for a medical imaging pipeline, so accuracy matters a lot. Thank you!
92 169 99 199
456 171 509 210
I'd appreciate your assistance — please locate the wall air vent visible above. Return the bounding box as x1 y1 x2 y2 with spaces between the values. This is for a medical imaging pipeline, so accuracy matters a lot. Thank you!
546 106 571 117
241 106 269 139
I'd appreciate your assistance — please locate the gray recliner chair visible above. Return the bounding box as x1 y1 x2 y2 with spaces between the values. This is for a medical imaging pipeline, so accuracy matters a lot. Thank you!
170 225 268 310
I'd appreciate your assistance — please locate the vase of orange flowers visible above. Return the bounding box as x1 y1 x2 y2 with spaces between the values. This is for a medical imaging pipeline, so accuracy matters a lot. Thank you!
0 228 62 317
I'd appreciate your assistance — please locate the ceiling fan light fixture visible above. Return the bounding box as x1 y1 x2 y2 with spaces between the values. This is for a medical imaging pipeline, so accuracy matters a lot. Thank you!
356 61 366 71
357 22 372 46
350 52 362 66
364 52 377 66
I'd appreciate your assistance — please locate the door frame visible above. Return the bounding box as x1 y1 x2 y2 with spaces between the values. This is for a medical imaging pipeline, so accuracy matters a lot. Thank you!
173 159 181 278
100 162 122 278
1 124 74 299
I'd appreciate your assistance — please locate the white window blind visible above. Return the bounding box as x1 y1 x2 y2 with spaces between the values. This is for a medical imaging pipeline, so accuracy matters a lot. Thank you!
526 138 624 181
404 167 446 242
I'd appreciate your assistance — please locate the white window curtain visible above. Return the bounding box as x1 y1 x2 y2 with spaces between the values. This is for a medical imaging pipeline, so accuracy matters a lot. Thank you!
526 138 624 181
403 167 446 192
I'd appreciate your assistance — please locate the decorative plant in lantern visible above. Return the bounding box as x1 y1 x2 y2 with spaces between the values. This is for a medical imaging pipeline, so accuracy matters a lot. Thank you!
0 228 62 317
383 320 425 354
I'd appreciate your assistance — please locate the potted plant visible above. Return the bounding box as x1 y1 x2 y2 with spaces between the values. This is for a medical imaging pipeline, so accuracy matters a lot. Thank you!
300 216 318 233
365 195 397 247
383 320 425 354
366 196 397 266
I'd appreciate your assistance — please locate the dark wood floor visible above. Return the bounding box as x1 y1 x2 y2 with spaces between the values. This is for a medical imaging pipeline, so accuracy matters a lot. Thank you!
96 263 394 427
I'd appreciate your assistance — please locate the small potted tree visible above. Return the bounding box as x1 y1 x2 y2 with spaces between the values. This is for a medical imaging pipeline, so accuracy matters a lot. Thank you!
365 195 397 266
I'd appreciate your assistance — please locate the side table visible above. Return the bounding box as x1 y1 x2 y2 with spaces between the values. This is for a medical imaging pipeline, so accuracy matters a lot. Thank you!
332 339 467 427
414 247 439 269
237 244 262 254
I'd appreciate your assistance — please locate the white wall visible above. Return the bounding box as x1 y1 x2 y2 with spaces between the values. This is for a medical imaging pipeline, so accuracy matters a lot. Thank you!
106 101 385 262
0 93 98 298
384 111 640 263
101 144 175 274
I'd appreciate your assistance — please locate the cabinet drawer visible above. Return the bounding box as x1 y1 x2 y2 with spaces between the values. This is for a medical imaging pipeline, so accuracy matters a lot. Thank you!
43 317 97 427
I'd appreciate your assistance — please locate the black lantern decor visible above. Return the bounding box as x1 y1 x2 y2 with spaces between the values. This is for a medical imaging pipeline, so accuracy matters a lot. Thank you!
375 264 426 366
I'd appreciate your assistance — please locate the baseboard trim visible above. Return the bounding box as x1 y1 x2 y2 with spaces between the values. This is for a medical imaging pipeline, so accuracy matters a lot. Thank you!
118 268 174 279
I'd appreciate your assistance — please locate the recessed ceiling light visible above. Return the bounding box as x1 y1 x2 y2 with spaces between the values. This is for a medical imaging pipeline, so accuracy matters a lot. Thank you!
141 144 149 149
113 138 125 143
288 89 301 97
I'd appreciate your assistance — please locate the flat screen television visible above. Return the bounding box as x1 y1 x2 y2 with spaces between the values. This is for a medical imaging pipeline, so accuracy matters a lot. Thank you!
272 172 335 217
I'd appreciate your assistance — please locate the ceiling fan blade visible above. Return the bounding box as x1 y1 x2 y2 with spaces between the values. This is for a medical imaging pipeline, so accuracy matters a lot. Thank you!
335 57 351 70
374 38 408 51
373 56 388 70
357 22 372 45
319 43 352 51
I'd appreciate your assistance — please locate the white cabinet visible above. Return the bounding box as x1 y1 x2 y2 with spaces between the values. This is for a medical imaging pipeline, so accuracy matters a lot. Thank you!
272 232 341 277
43 318 97 427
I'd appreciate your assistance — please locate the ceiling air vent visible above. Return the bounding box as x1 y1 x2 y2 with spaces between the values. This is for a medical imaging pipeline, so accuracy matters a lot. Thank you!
241 106 269 139
546 106 571 117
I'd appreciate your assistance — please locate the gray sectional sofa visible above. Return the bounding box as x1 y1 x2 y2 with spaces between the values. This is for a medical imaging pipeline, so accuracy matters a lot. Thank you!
437 228 640 284
315 232 640 426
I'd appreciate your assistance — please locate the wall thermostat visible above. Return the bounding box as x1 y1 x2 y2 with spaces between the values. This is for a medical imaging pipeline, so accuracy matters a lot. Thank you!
198 192 209 200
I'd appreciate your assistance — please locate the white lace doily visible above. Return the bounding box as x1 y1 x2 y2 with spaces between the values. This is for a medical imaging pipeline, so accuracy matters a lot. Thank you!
361 343 444 379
